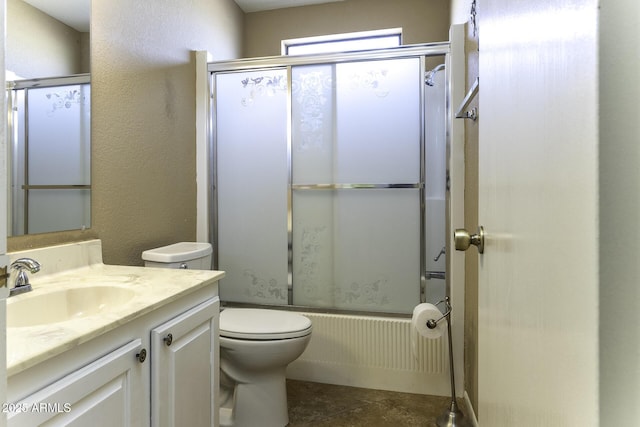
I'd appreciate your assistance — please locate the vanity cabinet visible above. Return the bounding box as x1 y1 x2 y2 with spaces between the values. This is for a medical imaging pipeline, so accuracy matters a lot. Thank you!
151 298 219 427
7 291 220 427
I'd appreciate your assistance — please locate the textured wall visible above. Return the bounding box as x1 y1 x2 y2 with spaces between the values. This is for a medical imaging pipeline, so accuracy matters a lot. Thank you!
599 0 640 423
91 0 243 266
244 0 450 57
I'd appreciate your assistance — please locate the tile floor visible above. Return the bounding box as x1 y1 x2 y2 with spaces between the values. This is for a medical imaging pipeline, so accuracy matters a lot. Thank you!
286 380 468 427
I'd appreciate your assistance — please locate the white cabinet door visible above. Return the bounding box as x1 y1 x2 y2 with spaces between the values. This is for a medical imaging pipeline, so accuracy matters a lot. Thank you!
8 339 147 427
151 297 219 427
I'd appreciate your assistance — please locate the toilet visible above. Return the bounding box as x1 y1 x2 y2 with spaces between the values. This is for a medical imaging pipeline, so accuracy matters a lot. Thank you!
142 242 313 427
219 308 312 427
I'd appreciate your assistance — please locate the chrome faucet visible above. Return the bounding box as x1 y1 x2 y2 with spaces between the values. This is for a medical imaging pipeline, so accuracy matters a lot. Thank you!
10 258 41 296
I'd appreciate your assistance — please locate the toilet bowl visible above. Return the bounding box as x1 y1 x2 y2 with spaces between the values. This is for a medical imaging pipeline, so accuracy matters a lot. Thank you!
219 308 312 427
142 243 312 427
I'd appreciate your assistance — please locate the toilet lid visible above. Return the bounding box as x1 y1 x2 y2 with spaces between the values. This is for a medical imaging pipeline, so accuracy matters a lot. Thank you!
220 308 312 340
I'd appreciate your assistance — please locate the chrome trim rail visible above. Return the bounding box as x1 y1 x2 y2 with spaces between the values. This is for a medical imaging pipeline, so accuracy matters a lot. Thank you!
291 183 423 190
221 301 413 319
9 73 90 90
208 43 450 72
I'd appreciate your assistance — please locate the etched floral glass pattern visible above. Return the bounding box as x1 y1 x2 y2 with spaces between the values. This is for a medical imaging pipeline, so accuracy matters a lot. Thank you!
292 190 420 312
291 64 334 184
28 85 90 186
215 69 289 304
22 84 91 234
291 58 422 313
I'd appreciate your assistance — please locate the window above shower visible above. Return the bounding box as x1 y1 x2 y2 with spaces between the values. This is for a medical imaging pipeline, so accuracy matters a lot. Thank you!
282 28 402 55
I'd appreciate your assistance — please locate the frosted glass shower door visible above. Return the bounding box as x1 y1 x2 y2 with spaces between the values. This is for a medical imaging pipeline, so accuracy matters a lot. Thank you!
215 69 289 304
291 58 422 313
23 84 91 234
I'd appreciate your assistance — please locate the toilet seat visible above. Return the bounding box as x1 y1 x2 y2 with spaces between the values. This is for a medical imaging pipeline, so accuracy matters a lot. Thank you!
220 308 312 340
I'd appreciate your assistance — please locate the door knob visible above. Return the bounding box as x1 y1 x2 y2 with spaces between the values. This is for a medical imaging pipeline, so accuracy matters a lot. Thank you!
454 226 484 254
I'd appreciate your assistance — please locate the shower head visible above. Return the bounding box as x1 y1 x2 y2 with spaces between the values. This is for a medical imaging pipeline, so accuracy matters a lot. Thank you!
425 64 446 86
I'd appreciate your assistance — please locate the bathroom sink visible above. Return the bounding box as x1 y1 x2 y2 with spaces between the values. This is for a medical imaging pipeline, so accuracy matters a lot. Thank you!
7 286 136 328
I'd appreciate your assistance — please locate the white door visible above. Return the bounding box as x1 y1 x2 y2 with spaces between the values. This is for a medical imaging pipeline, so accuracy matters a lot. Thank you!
476 0 599 425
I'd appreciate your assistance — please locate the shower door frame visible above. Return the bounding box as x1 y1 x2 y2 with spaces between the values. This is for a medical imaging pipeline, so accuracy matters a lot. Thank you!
208 42 451 315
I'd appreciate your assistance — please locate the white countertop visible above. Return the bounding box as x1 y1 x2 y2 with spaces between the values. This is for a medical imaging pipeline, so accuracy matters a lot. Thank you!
7 263 224 377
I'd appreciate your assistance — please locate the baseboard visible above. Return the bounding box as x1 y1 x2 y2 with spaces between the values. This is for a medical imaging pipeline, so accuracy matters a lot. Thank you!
463 391 479 427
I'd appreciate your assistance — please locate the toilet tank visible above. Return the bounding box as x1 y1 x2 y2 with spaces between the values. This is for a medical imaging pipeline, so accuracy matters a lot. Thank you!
142 242 212 270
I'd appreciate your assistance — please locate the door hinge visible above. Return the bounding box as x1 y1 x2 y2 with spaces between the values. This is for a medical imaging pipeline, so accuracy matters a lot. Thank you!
0 266 9 288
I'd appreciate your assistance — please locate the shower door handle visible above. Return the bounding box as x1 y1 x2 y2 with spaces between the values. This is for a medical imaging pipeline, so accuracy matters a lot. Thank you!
454 226 485 254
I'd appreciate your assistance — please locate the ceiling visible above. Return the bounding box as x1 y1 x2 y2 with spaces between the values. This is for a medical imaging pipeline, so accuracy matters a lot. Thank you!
234 0 343 13
22 0 90 32
20 0 343 33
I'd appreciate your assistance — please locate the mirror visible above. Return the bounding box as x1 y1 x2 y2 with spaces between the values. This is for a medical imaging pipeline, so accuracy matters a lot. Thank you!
6 0 91 236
